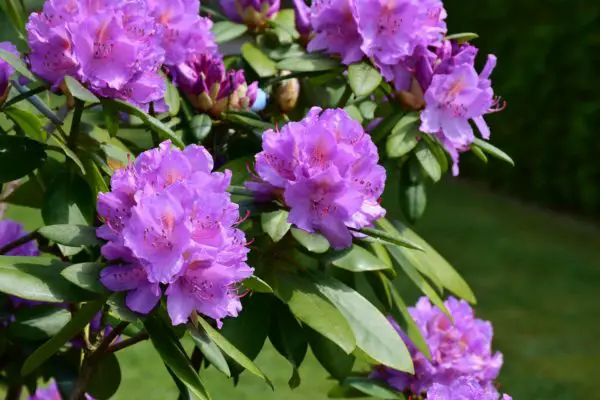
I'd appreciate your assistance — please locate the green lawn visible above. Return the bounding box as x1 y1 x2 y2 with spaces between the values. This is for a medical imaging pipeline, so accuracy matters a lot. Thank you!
6 180 599 399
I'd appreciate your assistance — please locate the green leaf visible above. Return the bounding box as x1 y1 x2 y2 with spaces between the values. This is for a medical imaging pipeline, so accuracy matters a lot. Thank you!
22 301 104 376
38 224 100 247
415 141 441 182
0 48 37 82
270 9 300 44
8 306 71 341
401 183 427 224
0 256 96 303
344 377 404 399
358 100 377 120
224 111 275 131
242 275 273 293
241 43 277 78
164 78 181 117
306 327 354 381
444 32 479 43
101 100 119 137
359 225 423 251
42 173 94 227
190 325 231 378
472 138 514 166
144 316 211 400
0 135 46 183
3 106 46 141
212 21 248 44
274 271 356 354
371 112 405 144
388 284 430 359
392 221 476 303
291 228 330 254
190 114 212 142
107 293 141 323
0 0 26 33
268 300 307 389
348 62 382 97
48 136 86 176
197 315 273 388
312 274 413 372
386 113 419 158
328 383 371 398
330 245 392 272
109 100 185 148
63 76 99 103
276 54 341 72
61 262 107 294
87 353 121 400
470 145 488 163
261 210 292 242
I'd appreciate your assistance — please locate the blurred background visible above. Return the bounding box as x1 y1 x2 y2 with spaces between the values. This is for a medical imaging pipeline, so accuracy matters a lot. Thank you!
2 0 600 398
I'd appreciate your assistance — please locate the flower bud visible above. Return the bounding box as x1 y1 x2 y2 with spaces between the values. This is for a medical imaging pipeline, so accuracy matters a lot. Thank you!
275 71 300 113
221 0 280 29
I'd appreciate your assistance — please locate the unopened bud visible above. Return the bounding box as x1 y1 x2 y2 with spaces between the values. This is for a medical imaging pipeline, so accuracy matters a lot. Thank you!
396 77 425 111
276 71 300 113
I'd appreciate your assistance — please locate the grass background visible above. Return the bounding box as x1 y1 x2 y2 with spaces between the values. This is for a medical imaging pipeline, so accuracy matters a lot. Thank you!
6 180 599 399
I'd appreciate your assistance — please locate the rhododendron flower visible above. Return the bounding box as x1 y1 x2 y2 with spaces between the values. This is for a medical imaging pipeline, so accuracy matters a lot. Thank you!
0 219 39 257
28 380 94 400
428 377 512 400
26 0 165 108
371 297 503 395
170 54 258 117
307 0 364 64
0 42 18 104
247 107 386 249
352 0 447 80
292 0 311 35
147 0 217 65
98 141 253 326
221 0 280 28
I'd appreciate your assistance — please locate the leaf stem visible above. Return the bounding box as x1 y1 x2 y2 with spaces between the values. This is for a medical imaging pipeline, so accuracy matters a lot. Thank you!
68 100 84 149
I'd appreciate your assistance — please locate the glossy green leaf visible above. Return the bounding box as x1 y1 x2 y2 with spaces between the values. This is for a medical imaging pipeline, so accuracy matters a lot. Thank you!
48 136 86 176
328 383 371 398
224 111 275 131
3 106 46 141
261 210 291 242
386 113 419 158
415 141 441 182
38 224 100 247
164 78 181 117
242 275 273 293
190 325 231 378
371 111 405 144
3 85 47 108
190 114 212 142
109 100 185 148
0 135 46 183
348 62 382 97
9 306 71 341
61 262 107 294
270 10 300 44
401 183 427 224
22 301 104 375
358 100 377 120
312 274 413 373
344 104 363 123
274 271 356 354
291 228 330 254
144 316 211 400
64 76 99 103
268 300 307 389
344 377 404 399
360 225 423 251
388 284 430 359
306 327 354 381
276 54 341 72
444 32 479 43
241 43 277 78
0 256 96 303
198 315 273 388
471 145 488 163
472 138 514 166
101 100 119 137
87 353 121 400
0 48 37 82
107 293 141 323
0 0 26 33
212 21 248 44
330 245 391 272
393 220 476 303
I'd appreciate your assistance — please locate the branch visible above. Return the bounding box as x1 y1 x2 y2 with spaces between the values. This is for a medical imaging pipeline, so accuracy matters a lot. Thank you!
105 332 149 354
0 230 38 255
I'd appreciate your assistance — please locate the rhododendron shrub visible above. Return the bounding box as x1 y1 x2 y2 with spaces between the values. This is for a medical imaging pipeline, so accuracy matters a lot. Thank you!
0 0 512 398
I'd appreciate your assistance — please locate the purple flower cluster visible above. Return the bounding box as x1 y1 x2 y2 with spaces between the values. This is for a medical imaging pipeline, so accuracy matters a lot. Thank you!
0 42 18 104
25 0 217 108
0 219 39 256
371 297 504 397
307 0 446 72
247 107 386 249
414 41 504 175
97 141 253 326
428 377 511 400
28 380 94 400
220 0 280 28
170 53 258 117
